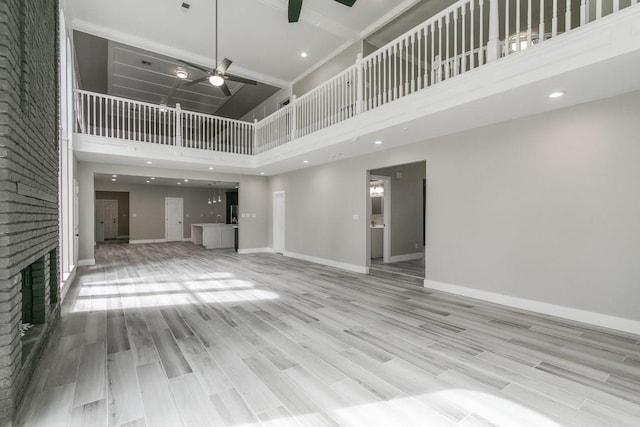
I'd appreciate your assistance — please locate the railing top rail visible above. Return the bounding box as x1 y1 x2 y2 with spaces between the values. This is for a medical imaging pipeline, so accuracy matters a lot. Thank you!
295 64 357 103
181 108 253 126
75 89 178 112
362 0 473 62
255 103 293 128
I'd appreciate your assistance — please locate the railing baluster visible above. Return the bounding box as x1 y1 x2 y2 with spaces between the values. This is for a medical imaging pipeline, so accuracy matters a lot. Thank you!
566 0 572 32
552 0 558 36
527 0 532 48
516 0 521 51
479 0 485 64
596 0 602 19
540 0 545 42
461 6 466 73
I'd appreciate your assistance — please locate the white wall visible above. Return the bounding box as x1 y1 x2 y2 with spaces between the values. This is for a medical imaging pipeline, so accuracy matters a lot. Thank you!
268 90 640 323
292 41 361 97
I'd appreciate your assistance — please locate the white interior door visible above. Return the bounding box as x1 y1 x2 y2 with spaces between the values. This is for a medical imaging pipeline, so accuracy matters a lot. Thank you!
165 198 184 242
273 191 285 254
103 200 118 239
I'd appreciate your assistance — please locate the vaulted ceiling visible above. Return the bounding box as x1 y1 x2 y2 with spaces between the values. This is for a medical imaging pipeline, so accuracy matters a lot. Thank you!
66 0 452 118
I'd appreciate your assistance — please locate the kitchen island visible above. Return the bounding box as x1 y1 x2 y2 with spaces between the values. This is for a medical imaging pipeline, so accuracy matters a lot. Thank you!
191 223 235 249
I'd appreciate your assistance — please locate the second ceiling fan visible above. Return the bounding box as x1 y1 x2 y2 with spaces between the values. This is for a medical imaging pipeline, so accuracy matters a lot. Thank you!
181 0 257 97
288 0 357 23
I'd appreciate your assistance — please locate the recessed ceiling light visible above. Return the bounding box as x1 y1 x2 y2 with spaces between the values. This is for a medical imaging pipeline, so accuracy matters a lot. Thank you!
146 180 150 183
549 91 566 98
111 178 116 182
112 174 117 178
374 140 382 145
146 161 153 165
301 52 308 58
303 160 309 164
176 69 188 79
260 172 265 175
208 167 214 170
150 177 155 180
177 182 181 185
184 179 189 182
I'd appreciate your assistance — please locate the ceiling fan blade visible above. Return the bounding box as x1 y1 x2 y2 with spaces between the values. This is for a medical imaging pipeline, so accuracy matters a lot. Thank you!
224 73 257 85
186 75 210 86
288 0 303 23
334 0 356 6
177 59 211 73
218 58 232 74
167 78 181 100
220 82 232 97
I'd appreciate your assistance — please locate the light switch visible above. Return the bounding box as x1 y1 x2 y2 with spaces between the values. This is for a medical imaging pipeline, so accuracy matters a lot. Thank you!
353 214 359 220
132 213 137 217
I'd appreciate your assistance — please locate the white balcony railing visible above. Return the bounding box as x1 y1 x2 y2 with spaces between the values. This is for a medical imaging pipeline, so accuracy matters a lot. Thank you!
74 0 638 156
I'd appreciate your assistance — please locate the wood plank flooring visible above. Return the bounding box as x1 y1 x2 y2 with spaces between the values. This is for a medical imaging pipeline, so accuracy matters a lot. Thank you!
14 242 640 426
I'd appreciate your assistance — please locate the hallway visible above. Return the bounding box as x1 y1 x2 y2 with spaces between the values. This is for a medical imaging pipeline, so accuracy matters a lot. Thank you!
15 243 640 426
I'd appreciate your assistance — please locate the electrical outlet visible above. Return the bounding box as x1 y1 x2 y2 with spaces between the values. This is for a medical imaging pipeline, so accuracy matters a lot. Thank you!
415 243 418 249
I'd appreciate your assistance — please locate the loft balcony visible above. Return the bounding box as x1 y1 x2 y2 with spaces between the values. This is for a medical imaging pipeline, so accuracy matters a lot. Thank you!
73 0 640 174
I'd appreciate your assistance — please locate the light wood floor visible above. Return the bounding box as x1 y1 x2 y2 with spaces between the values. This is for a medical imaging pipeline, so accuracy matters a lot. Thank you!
370 257 425 285
15 243 640 426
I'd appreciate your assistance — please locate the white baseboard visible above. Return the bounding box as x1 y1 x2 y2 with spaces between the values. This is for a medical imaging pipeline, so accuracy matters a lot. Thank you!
183 237 193 242
388 252 424 263
129 239 167 244
117 235 130 239
238 248 275 254
284 251 368 274
77 259 95 267
424 279 640 336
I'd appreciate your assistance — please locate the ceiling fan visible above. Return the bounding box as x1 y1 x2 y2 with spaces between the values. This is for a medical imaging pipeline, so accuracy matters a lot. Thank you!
180 0 257 97
288 0 357 23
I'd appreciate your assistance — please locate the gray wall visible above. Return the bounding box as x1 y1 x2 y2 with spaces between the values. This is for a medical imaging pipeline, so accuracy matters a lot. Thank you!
94 183 227 241
372 161 425 257
293 41 362 97
268 91 640 321
77 163 269 261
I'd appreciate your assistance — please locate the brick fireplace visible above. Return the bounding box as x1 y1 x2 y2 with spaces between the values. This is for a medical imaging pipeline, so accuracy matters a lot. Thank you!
0 0 61 424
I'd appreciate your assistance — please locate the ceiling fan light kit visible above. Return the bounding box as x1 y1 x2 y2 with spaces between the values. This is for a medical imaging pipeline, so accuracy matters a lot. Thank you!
209 74 225 86
176 69 188 79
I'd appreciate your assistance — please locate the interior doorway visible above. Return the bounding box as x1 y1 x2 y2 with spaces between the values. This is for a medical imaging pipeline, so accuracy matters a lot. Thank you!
95 191 130 243
273 191 285 254
165 197 184 242
369 175 391 263
95 199 118 241
368 161 426 285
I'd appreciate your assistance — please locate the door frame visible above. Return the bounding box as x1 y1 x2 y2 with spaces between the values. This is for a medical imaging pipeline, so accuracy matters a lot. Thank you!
165 197 184 241
273 191 285 254
370 174 391 263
